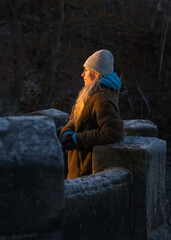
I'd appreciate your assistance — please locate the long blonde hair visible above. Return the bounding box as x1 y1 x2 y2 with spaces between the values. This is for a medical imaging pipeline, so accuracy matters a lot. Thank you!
70 70 102 122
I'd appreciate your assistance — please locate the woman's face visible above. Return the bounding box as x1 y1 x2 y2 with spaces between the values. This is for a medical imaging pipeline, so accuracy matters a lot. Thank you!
81 68 97 86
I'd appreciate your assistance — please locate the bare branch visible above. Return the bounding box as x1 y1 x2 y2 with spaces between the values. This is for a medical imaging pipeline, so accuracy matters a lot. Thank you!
159 18 168 82
120 74 135 113
136 81 151 114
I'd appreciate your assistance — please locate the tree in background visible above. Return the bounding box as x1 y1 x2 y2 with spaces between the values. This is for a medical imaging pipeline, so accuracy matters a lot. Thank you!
6 0 24 110
39 0 65 108
0 0 65 114
0 0 170 132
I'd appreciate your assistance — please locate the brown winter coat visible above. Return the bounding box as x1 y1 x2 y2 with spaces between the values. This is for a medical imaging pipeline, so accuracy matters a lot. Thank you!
61 85 123 179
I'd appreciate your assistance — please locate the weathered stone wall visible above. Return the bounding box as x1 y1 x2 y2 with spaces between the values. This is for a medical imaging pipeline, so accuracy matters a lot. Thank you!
62 169 133 240
1 109 170 239
23 108 171 239
0 116 64 240
92 136 168 240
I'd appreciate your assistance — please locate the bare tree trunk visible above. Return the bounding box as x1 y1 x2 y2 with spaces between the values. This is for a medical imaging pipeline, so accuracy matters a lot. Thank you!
40 0 65 109
7 0 24 106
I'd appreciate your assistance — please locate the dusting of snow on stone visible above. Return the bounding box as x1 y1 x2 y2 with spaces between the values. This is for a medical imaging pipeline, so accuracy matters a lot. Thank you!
64 169 131 197
0 116 63 167
40 108 69 117
110 136 165 149
123 119 157 129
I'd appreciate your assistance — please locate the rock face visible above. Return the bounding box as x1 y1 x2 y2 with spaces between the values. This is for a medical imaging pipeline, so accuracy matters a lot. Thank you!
0 116 64 239
62 169 133 240
123 119 158 137
92 136 167 240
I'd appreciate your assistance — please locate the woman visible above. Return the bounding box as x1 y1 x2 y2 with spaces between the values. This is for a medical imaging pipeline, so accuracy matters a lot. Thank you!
60 49 123 179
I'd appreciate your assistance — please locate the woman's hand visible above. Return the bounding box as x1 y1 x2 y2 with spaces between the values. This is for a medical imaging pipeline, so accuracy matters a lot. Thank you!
62 135 76 150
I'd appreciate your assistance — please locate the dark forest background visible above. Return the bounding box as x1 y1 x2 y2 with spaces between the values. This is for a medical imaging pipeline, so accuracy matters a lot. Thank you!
0 0 171 153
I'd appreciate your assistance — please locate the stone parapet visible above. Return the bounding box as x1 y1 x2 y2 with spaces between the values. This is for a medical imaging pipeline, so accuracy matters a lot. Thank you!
24 108 69 128
123 119 158 137
0 231 63 240
92 136 167 240
62 169 133 240
0 116 64 239
25 109 158 137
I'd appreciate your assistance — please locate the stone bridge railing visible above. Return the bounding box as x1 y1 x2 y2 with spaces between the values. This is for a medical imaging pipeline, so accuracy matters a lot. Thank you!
0 109 170 240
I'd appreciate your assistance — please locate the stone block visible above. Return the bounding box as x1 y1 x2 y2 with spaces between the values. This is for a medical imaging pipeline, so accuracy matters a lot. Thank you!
62 169 133 240
0 231 63 240
24 108 69 128
92 136 167 240
123 119 158 137
0 116 64 236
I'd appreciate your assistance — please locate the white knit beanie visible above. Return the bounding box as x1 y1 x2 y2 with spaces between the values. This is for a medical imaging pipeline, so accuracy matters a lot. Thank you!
83 49 114 76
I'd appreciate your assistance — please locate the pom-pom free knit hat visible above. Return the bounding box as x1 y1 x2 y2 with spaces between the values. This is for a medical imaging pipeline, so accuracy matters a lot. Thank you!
83 49 114 76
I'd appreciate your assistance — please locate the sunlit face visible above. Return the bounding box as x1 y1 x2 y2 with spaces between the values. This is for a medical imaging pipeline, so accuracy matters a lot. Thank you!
81 68 97 86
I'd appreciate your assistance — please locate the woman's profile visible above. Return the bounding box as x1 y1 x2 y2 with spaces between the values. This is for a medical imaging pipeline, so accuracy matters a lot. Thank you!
60 49 123 179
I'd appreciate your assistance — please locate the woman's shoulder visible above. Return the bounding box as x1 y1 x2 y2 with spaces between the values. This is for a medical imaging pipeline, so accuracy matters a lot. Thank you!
88 87 119 111
90 85 119 101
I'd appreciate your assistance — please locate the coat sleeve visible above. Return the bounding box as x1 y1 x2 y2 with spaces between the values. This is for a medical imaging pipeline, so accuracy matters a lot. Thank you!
60 119 75 140
76 92 124 149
